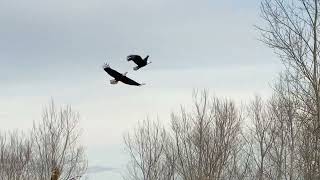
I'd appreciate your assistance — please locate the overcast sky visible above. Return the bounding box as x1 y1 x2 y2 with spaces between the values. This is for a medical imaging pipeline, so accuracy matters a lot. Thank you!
0 0 280 179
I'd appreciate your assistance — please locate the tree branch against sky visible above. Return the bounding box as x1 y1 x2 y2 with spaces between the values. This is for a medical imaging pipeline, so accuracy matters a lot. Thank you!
0 101 87 180
258 0 320 178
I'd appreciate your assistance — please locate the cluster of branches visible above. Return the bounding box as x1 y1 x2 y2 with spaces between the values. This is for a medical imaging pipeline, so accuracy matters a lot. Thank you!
0 101 87 180
124 0 320 179
124 91 246 180
123 84 318 180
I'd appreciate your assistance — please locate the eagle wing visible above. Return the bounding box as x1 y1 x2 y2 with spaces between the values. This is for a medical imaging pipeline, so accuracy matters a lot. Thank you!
103 64 123 79
103 63 144 86
127 55 145 66
121 76 143 86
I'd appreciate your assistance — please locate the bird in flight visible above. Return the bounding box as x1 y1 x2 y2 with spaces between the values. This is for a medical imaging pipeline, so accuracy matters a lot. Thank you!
103 63 145 86
127 55 151 71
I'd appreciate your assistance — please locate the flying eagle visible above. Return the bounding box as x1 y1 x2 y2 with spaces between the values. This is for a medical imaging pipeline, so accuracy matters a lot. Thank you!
103 63 145 86
127 55 151 71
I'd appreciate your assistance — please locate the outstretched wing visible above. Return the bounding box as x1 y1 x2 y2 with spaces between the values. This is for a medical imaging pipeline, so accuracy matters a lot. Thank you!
121 76 144 86
127 55 144 66
103 64 123 79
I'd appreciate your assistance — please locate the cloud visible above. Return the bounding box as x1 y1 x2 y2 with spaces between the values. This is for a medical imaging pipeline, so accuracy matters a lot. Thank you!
0 1 278 180
0 0 273 83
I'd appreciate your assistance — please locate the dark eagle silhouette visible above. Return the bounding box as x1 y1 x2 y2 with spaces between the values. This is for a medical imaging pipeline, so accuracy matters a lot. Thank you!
103 63 145 86
127 55 151 70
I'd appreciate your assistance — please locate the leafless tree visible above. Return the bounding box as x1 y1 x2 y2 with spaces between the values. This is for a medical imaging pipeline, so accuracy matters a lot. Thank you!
258 0 320 178
246 96 275 180
124 90 245 180
31 101 87 180
0 132 33 180
124 119 169 180
264 75 301 180
170 91 243 180
0 101 87 180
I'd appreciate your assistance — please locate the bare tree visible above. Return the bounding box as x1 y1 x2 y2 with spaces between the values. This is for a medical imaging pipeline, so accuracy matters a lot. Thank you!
0 101 87 180
31 101 87 180
124 90 245 180
170 91 242 180
258 0 320 178
247 96 275 180
0 132 33 180
265 75 301 180
124 119 169 180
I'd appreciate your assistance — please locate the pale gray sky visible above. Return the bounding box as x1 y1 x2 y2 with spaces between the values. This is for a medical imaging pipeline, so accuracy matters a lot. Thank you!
0 0 280 179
